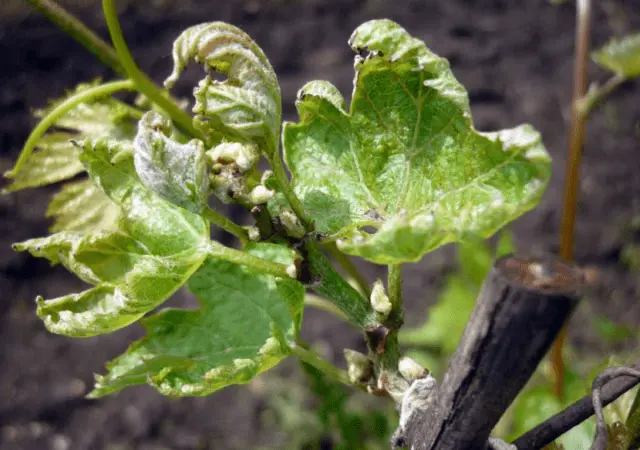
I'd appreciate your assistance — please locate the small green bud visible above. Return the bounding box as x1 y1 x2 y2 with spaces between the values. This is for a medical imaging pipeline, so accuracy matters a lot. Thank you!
370 279 391 317
344 349 373 384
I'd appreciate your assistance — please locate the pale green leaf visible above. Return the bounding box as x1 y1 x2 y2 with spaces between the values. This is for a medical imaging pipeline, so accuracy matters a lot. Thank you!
2 133 84 193
593 33 640 78
133 112 208 213
46 179 121 232
15 139 209 337
89 243 304 398
165 22 281 153
4 81 138 193
283 19 550 264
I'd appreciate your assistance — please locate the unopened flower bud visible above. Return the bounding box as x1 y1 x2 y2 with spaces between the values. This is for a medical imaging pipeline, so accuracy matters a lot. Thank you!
248 227 261 241
344 349 373 384
249 185 274 205
286 264 298 279
207 142 259 172
370 279 391 317
398 356 428 382
280 208 306 238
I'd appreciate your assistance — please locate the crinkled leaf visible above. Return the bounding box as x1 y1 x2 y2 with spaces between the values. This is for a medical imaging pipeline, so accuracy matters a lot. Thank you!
283 20 550 264
89 243 304 398
4 81 138 193
134 112 208 213
593 33 640 78
15 139 209 337
165 22 281 153
46 179 121 232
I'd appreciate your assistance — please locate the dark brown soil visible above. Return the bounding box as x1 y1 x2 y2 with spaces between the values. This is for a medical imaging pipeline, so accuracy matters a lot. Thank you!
1 1 639 449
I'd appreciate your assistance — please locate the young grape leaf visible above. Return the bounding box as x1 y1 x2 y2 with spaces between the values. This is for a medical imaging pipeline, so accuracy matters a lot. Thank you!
89 243 304 398
283 20 550 264
165 22 281 153
592 33 640 78
134 111 208 213
14 139 210 337
46 179 121 232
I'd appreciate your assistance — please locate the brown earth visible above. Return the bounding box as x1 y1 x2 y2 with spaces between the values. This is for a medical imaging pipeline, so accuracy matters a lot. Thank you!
1 0 639 449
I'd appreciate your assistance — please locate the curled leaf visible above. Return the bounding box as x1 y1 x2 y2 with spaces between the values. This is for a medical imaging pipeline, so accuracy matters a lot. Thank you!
592 33 640 78
134 111 208 213
89 243 304 397
165 22 281 153
283 19 550 264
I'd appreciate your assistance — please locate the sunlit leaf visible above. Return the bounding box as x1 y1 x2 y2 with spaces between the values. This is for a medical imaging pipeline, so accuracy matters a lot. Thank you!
14 139 209 337
134 111 208 213
165 22 281 153
46 179 121 232
592 33 640 78
89 243 304 398
283 19 550 264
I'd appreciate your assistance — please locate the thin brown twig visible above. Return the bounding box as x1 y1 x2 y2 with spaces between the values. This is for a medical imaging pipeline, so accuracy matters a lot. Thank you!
551 0 592 400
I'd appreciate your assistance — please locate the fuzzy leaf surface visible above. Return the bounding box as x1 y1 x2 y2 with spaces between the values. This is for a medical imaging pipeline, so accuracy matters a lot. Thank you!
15 139 209 337
89 243 304 398
165 22 281 153
592 33 640 78
283 20 550 264
134 112 208 213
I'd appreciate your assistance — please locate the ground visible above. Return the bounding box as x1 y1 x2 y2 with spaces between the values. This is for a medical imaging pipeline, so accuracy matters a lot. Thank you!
1 0 639 449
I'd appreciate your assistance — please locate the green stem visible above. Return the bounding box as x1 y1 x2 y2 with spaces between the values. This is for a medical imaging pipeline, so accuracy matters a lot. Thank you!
292 344 351 385
208 242 292 278
102 0 205 141
25 0 125 77
304 293 350 323
625 387 640 448
203 208 249 244
325 242 371 298
578 73 627 118
268 154 313 230
388 264 403 311
5 79 135 178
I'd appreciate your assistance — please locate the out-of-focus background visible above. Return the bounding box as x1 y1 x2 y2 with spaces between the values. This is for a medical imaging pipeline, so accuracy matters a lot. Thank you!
0 0 639 449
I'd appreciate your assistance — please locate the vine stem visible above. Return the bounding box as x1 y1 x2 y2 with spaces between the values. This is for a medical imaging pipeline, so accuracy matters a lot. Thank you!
388 264 403 311
202 208 249 244
291 343 351 385
208 242 292 278
551 0 592 401
101 0 205 142
325 242 371 297
268 154 313 230
25 0 125 77
5 79 136 178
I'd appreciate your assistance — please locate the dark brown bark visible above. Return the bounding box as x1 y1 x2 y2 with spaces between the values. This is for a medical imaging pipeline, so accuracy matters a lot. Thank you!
402 254 587 450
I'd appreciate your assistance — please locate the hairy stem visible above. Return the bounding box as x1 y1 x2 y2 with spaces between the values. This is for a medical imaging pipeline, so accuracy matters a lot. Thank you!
292 343 351 385
208 242 292 278
5 79 136 178
388 264 403 312
304 293 350 323
25 0 125 77
325 242 371 297
202 208 249 244
102 0 205 141
552 0 591 401
268 154 313 230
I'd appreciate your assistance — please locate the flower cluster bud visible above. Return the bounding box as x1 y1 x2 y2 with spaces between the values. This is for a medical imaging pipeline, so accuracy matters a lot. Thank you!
370 279 391 318
343 349 373 384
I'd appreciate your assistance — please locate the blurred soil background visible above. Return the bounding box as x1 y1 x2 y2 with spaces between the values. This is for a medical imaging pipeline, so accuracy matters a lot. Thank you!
0 0 639 448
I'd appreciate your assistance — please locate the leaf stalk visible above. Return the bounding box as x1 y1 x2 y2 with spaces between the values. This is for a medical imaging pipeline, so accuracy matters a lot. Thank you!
208 242 292 278
202 208 249 244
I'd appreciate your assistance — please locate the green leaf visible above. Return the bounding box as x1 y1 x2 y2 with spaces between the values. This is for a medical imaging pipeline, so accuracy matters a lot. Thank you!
15 139 209 337
46 179 121 232
133 111 208 213
165 23 281 153
283 19 550 264
2 133 84 193
593 33 640 78
89 243 304 398
3 81 137 193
